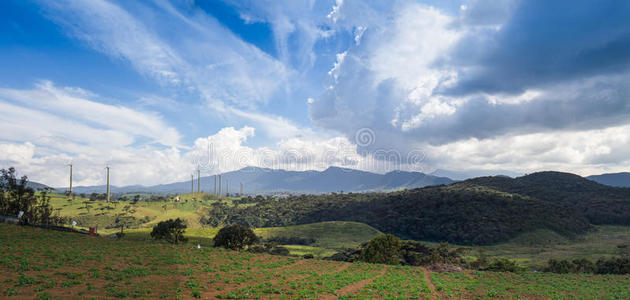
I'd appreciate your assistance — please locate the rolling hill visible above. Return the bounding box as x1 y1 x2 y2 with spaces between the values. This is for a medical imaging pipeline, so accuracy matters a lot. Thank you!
204 181 592 245
67 166 454 194
466 171 630 225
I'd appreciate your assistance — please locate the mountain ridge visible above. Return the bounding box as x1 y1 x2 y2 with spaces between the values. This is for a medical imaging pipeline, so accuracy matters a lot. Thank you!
65 166 454 194
587 172 630 187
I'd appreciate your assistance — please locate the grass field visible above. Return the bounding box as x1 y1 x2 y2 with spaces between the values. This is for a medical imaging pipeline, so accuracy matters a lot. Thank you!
477 226 630 268
47 193 237 233
1 223 630 299
122 221 380 258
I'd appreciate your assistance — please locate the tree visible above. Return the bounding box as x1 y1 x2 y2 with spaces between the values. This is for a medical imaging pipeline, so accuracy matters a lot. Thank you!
213 224 258 250
0 167 53 225
150 218 187 244
359 234 402 265
115 213 135 237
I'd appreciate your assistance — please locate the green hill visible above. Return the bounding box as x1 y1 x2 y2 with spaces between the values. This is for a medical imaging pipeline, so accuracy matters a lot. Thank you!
206 183 591 245
467 171 630 225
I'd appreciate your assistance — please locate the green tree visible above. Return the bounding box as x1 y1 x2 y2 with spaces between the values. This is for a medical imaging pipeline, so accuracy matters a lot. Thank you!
213 224 258 250
0 167 53 225
150 218 187 244
360 234 402 265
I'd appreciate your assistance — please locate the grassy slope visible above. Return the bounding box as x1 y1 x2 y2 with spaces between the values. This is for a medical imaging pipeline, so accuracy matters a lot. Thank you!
48 193 236 233
256 221 382 250
1 223 630 299
479 226 630 267
123 221 381 258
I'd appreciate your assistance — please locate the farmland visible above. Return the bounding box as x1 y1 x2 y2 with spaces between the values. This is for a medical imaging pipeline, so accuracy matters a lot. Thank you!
2 223 630 299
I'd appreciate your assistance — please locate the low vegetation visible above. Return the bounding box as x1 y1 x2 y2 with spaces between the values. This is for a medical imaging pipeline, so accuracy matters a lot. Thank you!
2 223 630 299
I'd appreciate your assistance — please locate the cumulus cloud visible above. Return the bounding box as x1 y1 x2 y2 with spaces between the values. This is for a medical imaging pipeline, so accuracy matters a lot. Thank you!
0 82 186 186
0 82 421 187
427 122 630 176
307 0 630 175
9 0 630 181
447 0 630 95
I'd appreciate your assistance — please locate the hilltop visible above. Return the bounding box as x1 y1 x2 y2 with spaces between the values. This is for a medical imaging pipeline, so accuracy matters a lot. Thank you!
205 181 592 245
467 171 630 225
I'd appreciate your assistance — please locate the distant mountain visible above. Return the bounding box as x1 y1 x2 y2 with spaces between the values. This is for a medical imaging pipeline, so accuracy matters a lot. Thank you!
466 171 630 225
431 169 522 181
68 166 454 195
27 181 54 191
587 172 630 187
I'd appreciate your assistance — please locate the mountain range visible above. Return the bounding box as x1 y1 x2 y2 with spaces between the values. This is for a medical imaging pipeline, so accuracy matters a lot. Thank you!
587 172 630 187
66 166 454 195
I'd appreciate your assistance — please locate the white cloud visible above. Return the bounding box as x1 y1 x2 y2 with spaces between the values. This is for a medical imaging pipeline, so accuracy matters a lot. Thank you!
0 82 180 148
328 0 344 22
425 123 630 176
39 0 288 110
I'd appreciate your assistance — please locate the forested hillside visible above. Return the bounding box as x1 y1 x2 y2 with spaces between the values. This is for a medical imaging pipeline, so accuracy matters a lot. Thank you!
203 182 592 245
467 172 630 225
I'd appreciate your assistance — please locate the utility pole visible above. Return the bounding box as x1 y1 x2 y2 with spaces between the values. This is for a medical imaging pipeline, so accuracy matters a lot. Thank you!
106 166 110 203
240 182 243 195
68 163 73 196
218 175 222 197
214 175 217 196
197 168 201 194
190 174 194 198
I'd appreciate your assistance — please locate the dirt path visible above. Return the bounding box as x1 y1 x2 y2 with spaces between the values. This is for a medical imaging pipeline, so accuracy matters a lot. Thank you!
320 266 387 299
333 262 351 273
421 267 438 300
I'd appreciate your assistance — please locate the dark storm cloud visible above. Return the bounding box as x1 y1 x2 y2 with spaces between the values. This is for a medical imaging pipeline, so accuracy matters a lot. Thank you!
447 0 630 95
422 76 630 144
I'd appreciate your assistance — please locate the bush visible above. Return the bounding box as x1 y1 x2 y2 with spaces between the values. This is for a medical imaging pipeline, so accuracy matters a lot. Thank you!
544 257 630 274
268 246 290 256
150 218 187 244
359 234 402 265
213 224 258 250
596 257 630 274
484 258 525 272
544 258 596 274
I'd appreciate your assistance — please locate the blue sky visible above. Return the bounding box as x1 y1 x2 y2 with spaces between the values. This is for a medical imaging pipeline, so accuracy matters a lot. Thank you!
1 0 630 186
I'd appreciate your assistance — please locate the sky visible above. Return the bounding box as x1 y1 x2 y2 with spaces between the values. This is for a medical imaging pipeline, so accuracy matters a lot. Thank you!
1 0 630 187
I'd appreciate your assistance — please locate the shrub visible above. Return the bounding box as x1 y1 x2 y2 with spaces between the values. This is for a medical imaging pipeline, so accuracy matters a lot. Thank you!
213 224 258 250
268 246 290 256
596 257 630 274
359 234 402 265
150 218 187 244
484 258 525 272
